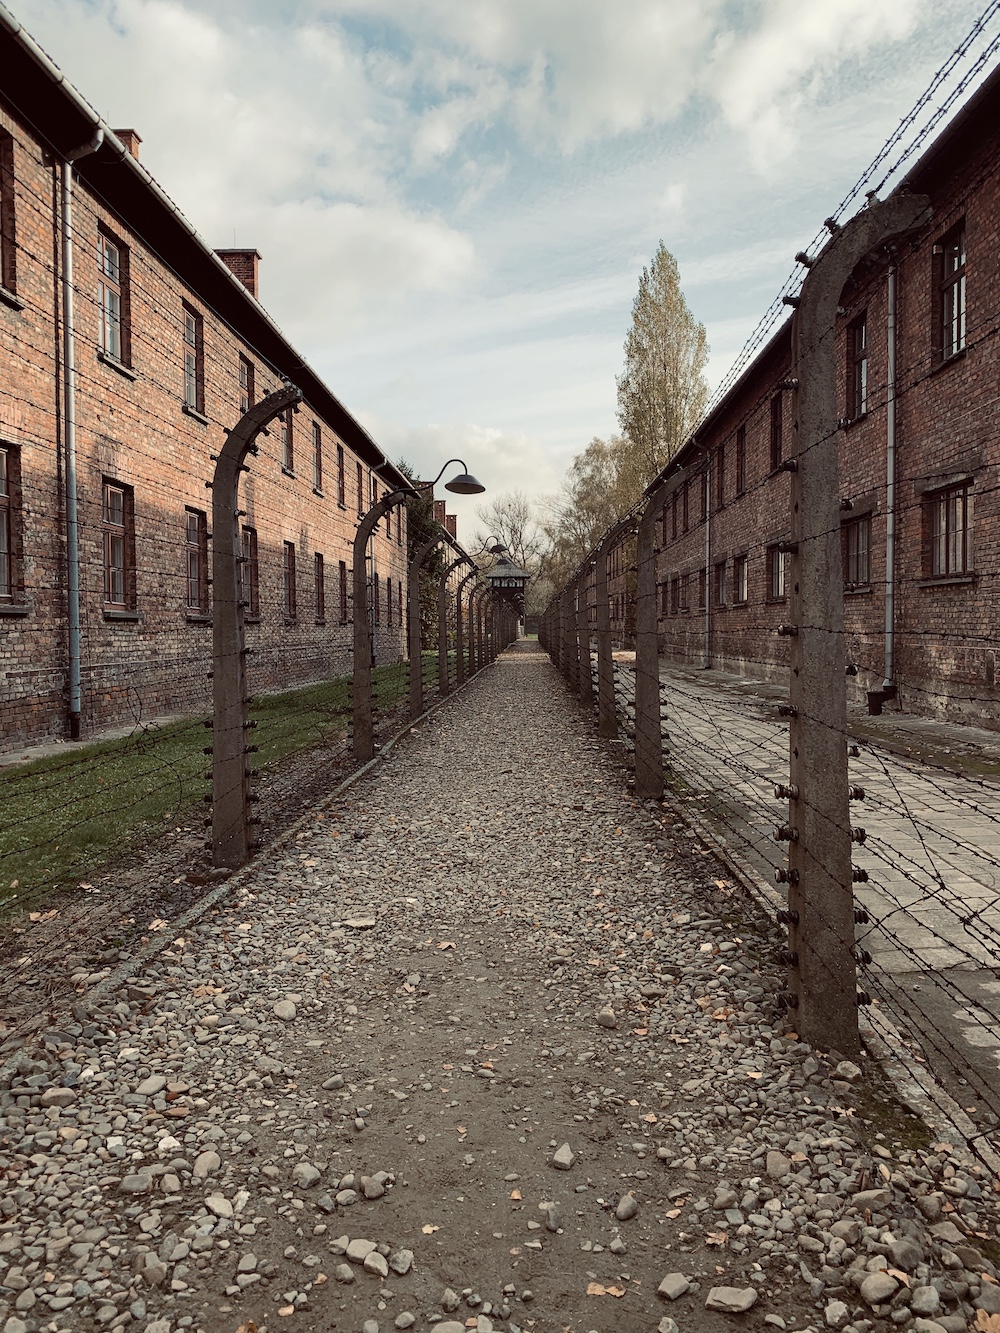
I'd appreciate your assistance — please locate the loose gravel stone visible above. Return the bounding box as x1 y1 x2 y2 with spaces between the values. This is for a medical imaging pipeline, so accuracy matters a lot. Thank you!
706 1286 759 1313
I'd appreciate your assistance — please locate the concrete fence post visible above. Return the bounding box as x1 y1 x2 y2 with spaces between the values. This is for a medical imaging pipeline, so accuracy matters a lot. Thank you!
408 531 446 721
455 567 477 687
782 192 929 1055
352 487 414 763
212 384 302 869
438 554 464 696
634 480 671 799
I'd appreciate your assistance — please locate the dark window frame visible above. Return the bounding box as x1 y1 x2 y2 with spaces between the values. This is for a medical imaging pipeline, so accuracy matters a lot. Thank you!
336 444 346 506
735 425 746 494
314 551 325 622
0 132 16 296
386 575 393 628
241 525 259 619
733 552 748 605
934 221 966 364
766 544 786 602
848 311 867 420
339 559 349 623
280 407 294 474
0 443 23 605
356 462 364 517
102 478 136 610
97 227 131 367
842 514 871 590
184 507 209 612
182 303 205 414
926 482 972 578
312 421 323 492
239 355 255 416
715 444 725 509
714 559 726 607
283 540 297 619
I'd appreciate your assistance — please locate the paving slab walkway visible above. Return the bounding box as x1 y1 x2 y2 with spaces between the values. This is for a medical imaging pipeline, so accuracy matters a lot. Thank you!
2 642 999 1333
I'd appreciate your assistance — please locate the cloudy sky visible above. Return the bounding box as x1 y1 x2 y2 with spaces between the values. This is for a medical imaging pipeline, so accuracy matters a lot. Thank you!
11 0 999 533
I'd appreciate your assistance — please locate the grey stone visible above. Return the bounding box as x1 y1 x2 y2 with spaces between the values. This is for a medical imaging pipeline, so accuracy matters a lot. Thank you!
705 1286 759 1313
615 1193 639 1221
120 1174 153 1194
40 1087 77 1107
657 1320 680 1333
976 1284 1000 1315
292 1161 321 1188
889 1238 924 1272
909 1286 941 1316
3 1319 29 1333
273 1000 297 1021
136 1075 167 1096
192 1150 221 1179
596 1006 617 1028
205 1194 233 1219
389 1249 413 1275
852 1188 891 1211
824 1300 850 1328
766 1150 792 1179
834 1060 862 1082
333 1264 354 1284
860 1271 899 1306
395 1317 416 1331
929 1220 965 1245
434 1325 467 1333
442 1288 461 1312
364 1251 389 1278
657 1272 691 1300
551 1143 575 1170
346 1238 377 1263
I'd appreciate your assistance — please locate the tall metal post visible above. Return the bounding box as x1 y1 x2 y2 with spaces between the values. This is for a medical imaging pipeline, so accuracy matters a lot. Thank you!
408 532 445 720
353 485 413 762
212 385 302 867
438 554 465 696
783 193 929 1055
634 480 671 799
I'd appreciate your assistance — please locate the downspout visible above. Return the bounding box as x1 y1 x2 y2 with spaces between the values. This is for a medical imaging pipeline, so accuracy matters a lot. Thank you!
704 451 711 669
884 263 897 691
62 128 104 740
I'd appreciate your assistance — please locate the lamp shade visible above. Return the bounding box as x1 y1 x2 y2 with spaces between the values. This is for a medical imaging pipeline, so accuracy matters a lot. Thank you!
444 472 486 495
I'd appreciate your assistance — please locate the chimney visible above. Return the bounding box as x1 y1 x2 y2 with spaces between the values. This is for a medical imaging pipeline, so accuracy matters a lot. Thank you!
433 500 446 526
445 514 457 538
215 248 262 299
113 129 142 159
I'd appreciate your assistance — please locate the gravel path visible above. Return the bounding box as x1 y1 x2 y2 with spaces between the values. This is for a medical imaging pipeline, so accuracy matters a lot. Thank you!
2 642 999 1333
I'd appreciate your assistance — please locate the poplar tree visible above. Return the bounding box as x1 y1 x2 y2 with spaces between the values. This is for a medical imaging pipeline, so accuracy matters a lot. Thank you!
616 241 709 476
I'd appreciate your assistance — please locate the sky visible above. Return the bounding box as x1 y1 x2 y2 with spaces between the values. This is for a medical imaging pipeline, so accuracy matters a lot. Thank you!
9 0 1000 538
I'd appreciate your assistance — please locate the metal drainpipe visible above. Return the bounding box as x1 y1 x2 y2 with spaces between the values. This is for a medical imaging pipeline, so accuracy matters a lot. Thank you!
704 452 711 669
884 264 897 691
62 128 104 740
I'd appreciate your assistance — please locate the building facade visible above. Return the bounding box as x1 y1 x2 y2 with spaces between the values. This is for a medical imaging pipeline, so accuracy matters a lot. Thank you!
651 65 1000 728
0 10 408 750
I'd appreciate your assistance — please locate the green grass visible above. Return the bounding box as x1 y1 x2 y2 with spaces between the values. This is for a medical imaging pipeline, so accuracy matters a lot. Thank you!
0 660 411 921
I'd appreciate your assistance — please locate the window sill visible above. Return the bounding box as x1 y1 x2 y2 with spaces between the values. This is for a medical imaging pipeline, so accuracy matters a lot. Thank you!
185 611 212 624
338 501 348 510
281 466 296 479
733 600 748 608
182 403 209 425
315 618 326 627
313 488 324 498
766 597 787 605
244 614 261 624
0 602 30 616
844 584 873 596
97 349 137 380
842 411 868 431
930 347 967 376
103 608 139 622
917 574 976 588
283 616 298 626
0 286 24 312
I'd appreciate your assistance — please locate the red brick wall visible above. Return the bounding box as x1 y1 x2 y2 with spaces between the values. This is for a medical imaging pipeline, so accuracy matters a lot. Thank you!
0 100 407 751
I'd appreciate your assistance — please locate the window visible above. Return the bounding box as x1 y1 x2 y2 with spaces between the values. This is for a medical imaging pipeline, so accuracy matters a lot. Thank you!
0 132 16 295
699 468 708 523
733 553 748 605
239 356 254 415
936 223 966 362
280 408 294 473
682 481 689 532
336 444 346 506
97 232 129 364
0 444 20 603
696 566 707 610
735 425 746 494
386 576 393 628
714 560 726 606
241 526 259 617
339 559 349 622
283 541 297 618
848 313 867 419
314 552 325 622
373 572 380 626
679 574 689 611
843 515 871 589
182 305 204 413
398 580 403 624
357 462 364 516
311 421 323 492
928 483 972 578
770 395 783 471
184 508 208 612
767 544 786 601
102 480 134 609
671 491 679 540
385 502 392 542
715 445 725 509
660 582 669 616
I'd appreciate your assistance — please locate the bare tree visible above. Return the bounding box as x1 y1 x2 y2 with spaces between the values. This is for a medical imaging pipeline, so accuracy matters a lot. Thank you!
473 489 547 572
616 241 709 477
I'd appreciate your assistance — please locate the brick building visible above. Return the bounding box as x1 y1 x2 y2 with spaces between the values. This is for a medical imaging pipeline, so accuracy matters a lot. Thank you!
649 63 1000 728
0 9 410 751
